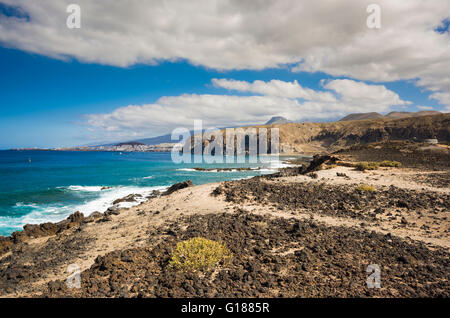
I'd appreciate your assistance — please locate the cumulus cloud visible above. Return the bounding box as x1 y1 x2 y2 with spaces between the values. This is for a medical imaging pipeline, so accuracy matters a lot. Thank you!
212 78 336 102
322 79 410 109
416 105 435 110
85 78 409 140
430 92 450 108
0 0 449 106
86 94 303 140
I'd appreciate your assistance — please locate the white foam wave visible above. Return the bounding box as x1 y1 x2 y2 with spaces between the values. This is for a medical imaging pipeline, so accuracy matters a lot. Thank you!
14 202 39 208
1 185 167 236
67 185 105 192
268 160 296 169
73 185 167 214
257 168 277 173
178 168 264 173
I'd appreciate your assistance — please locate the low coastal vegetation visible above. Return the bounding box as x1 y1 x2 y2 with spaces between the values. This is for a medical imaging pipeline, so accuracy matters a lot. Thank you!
303 157 403 172
356 184 376 192
355 162 380 171
379 160 403 167
354 160 402 171
169 237 232 272
252 221 268 229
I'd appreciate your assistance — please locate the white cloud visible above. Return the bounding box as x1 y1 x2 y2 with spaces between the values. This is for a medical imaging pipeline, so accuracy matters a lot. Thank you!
85 78 409 140
212 78 336 102
214 78 408 111
0 0 449 106
416 105 434 110
86 94 304 140
322 79 409 111
430 92 450 107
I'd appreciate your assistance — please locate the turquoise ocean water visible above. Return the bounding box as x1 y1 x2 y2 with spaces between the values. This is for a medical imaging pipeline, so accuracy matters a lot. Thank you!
0 150 292 236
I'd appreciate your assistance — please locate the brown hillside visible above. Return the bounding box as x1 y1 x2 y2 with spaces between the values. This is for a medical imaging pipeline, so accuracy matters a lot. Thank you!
192 113 450 155
385 110 441 119
339 112 383 121
270 113 450 154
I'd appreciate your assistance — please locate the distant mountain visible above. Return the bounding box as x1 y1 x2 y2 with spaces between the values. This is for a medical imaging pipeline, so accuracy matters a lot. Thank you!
385 111 441 119
95 130 201 147
94 133 180 147
102 121 275 147
339 112 383 121
114 141 145 146
339 110 441 122
132 134 174 145
266 116 291 125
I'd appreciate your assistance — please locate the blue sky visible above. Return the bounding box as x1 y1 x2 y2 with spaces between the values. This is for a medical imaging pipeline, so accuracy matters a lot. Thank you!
0 46 443 149
0 1 449 149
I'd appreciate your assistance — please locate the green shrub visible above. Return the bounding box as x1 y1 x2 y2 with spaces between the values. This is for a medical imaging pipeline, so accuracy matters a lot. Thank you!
169 237 232 272
379 160 402 168
252 221 268 229
356 184 375 192
355 162 380 171
355 160 402 171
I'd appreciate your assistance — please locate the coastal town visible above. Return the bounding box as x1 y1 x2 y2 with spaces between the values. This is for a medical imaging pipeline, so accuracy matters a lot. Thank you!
13 142 181 153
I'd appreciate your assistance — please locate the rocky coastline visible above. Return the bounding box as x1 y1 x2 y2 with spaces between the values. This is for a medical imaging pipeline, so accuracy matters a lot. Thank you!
0 140 448 297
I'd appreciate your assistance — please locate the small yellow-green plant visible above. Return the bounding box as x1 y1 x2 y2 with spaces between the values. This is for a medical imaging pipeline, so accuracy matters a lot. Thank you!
356 184 375 192
355 160 402 171
355 162 380 171
379 160 402 168
252 221 268 229
169 237 232 272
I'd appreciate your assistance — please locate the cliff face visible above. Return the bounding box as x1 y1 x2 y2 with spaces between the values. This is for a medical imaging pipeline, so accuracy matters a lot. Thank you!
190 113 450 155
275 114 450 154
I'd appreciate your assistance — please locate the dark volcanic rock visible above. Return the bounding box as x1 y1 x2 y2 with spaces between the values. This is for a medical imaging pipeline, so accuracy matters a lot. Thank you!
302 155 337 174
216 178 450 221
84 212 103 223
164 180 193 195
41 213 449 298
0 237 13 255
269 155 338 178
0 211 87 256
0 233 95 295
408 172 450 188
113 194 142 205
334 141 450 171
68 211 85 223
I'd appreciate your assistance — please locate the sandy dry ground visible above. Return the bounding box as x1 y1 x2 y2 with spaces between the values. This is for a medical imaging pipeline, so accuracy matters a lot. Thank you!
0 165 448 297
280 166 449 193
249 167 449 248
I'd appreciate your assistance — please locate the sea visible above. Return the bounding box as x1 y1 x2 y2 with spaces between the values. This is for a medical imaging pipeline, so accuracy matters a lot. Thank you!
0 150 296 236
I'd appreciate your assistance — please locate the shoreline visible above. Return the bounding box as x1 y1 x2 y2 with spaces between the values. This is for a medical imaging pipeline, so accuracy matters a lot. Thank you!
0 153 299 238
1 141 449 297
0 159 297 239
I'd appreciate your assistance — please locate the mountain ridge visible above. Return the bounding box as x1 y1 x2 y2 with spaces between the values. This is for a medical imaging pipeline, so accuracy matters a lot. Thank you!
265 116 291 125
194 113 450 155
340 110 442 121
